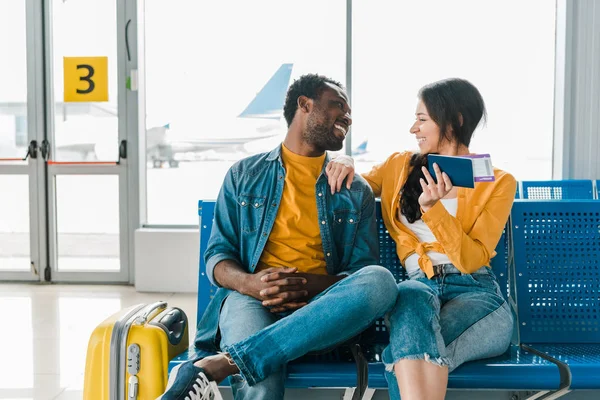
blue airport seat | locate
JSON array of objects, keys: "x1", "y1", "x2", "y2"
[
  {"x1": 596, "y1": 180, "x2": 600, "y2": 199},
  {"x1": 368, "y1": 344, "x2": 563, "y2": 390},
  {"x1": 449, "y1": 345, "x2": 563, "y2": 390},
  {"x1": 521, "y1": 179, "x2": 594, "y2": 200},
  {"x1": 196, "y1": 200, "x2": 217, "y2": 323},
  {"x1": 495, "y1": 227, "x2": 510, "y2": 300},
  {"x1": 511, "y1": 200, "x2": 600, "y2": 390},
  {"x1": 170, "y1": 199, "x2": 570, "y2": 393},
  {"x1": 526, "y1": 344, "x2": 600, "y2": 390}
]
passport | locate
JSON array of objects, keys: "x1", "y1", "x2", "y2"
[{"x1": 427, "y1": 154, "x2": 495, "y2": 189}]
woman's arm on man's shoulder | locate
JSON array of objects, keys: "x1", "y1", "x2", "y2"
[{"x1": 326, "y1": 151, "x2": 410, "y2": 197}]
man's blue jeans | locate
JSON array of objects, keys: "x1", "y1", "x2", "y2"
[
  {"x1": 382, "y1": 264, "x2": 514, "y2": 399},
  {"x1": 218, "y1": 265, "x2": 398, "y2": 400}
]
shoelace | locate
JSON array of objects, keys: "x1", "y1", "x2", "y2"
[{"x1": 185, "y1": 372, "x2": 213, "y2": 400}]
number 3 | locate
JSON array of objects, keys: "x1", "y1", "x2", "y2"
[{"x1": 76, "y1": 64, "x2": 95, "y2": 94}]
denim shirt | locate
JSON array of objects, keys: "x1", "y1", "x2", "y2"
[{"x1": 194, "y1": 145, "x2": 379, "y2": 353}]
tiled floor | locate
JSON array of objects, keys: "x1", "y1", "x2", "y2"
[
  {"x1": 0, "y1": 283, "x2": 198, "y2": 400},
  {"x1": 3, "y1": 284, "x2": 595, "y2": 400}
]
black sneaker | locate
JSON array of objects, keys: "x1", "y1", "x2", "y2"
[{"x1": 157, "y1": 361, "x2": 223, "y2": 400}]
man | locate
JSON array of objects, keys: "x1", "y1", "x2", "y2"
[{"x1": 159, "y1": 74, "x2": 397, "y2": 400}]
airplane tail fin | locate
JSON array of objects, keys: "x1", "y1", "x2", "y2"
[
  {"x1": 238, "y1": 63, "x2": 293, "y2": 120},
  {"x1": 353, "y1": 140, "x2": 368, "y2": 155}
]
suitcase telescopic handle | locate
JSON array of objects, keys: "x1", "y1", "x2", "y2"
[{"x1": 135, "y1": 301, "x2": 167, "y2": 325}]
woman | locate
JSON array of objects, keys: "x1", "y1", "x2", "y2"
[{"x1": 326, "y1": 78, "x2": 516, "y2": 400}]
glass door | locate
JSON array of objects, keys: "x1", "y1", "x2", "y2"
[
  {"x1": 44, "y1": 0, "x2": 130, "y2": 282},
  {"x1": 0, "y1": 0, "x2": 41, "y2": 282}
]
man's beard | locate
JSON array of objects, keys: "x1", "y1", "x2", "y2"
[{"x1": 304, "y1": 112, "x2": 344, "y2": 152}]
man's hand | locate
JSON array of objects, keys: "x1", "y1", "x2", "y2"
[
  {"x1": 239, "y1": 267, "x2": 309, "y2": 311},
  {"x1": 419, "y1": 163, "x2": 453, "y2": 212},
  {"x1": 261, "y1": 271, "x2": 344, "y2": 313},
  {"x1": 217, "y1": 261, "x2": 346, "y2": 314},
  {"x1": 213, "y1": 262, "x2": 309, "y2": 313}
]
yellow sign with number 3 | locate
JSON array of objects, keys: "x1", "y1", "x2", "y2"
[{"x1": 63, "y1": 57, "x2": 109, "y2": 102}]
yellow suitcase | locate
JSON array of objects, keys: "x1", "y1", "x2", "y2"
[{"x1": 83, "y1": 301, "x2": 189, "y2": 400}]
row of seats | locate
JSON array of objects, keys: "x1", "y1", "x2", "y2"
[
  {"x1": 171, "y1": 180, "x2": 599, "y2": 399},
  {"x1": 518, "y1": 179, "x2": 599, "y2": 200}
]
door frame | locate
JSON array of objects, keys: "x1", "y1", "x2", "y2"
[
  {"x1": 39, "y1": 0, "x2": 134, "y2": 283},
  {"x1": 0, "y1": 0, "x2": 47, "y2": 282}
]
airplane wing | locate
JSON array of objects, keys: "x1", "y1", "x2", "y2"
[{"x1": 166, "y1": 132, "x2": 283, "y2": 153}]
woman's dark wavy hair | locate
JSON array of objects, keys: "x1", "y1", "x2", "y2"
[{"x1": 400, "y1": 78, "x2": 487, "y2": 223}]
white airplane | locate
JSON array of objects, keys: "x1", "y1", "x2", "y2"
[{"x1": 146, "y1": 63, "x2": 293, "y2": 168}]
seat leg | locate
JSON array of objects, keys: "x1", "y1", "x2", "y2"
[
  {"x1": 350, "y1": 344, "x2": 369, "y2": 400},
  {"x1": 343, "y1": 388, "x2": 356, "y2": 400}
]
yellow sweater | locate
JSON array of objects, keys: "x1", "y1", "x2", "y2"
[{"x1": 362, "y1": 152, "x2": 517, "y2": 278}]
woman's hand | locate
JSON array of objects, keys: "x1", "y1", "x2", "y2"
[
  {"x1": 419, "y1": 163, "x2": 453, "y2": 212},
  {"x1": 325, "y1": 156, "x2": 355, "y2": 194}
]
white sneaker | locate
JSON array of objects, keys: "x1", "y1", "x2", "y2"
[{"x1": 157, "y1": 361, "x2": 223, "y2": 400}]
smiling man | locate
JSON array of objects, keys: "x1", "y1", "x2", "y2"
[{"x1": 157, "y1": 74, "x2": 398, "y2": 400}]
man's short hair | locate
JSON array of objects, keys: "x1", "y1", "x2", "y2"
[{"x1": 283, "y1": 74, "x2": 344, "y2": 127}]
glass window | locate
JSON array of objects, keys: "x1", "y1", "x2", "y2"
[
  {"x1": 55, "y1": 175, "x2": 120, "y2": 271},
  {"x1": 51, "y1": 0, "x2": 119, "y2": 162},
  {"x1": 15, "y1": 116, "x2": 28, "y2": 147},
  {"x1": 0, "y1": 176, "x2": 30, "y2": 271},
  {"x1": 0, "y1": 1, "x2": 30, "y2": 273},
  {"x1": 0, "y1": 1, "x2": 28, "y2": 160},
  {"x1": 352, "y1": 0, "x2": 556, "y2": 180},
  {"x1": 144, "y1": 0, "x2": 346, "y2": 224}
]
